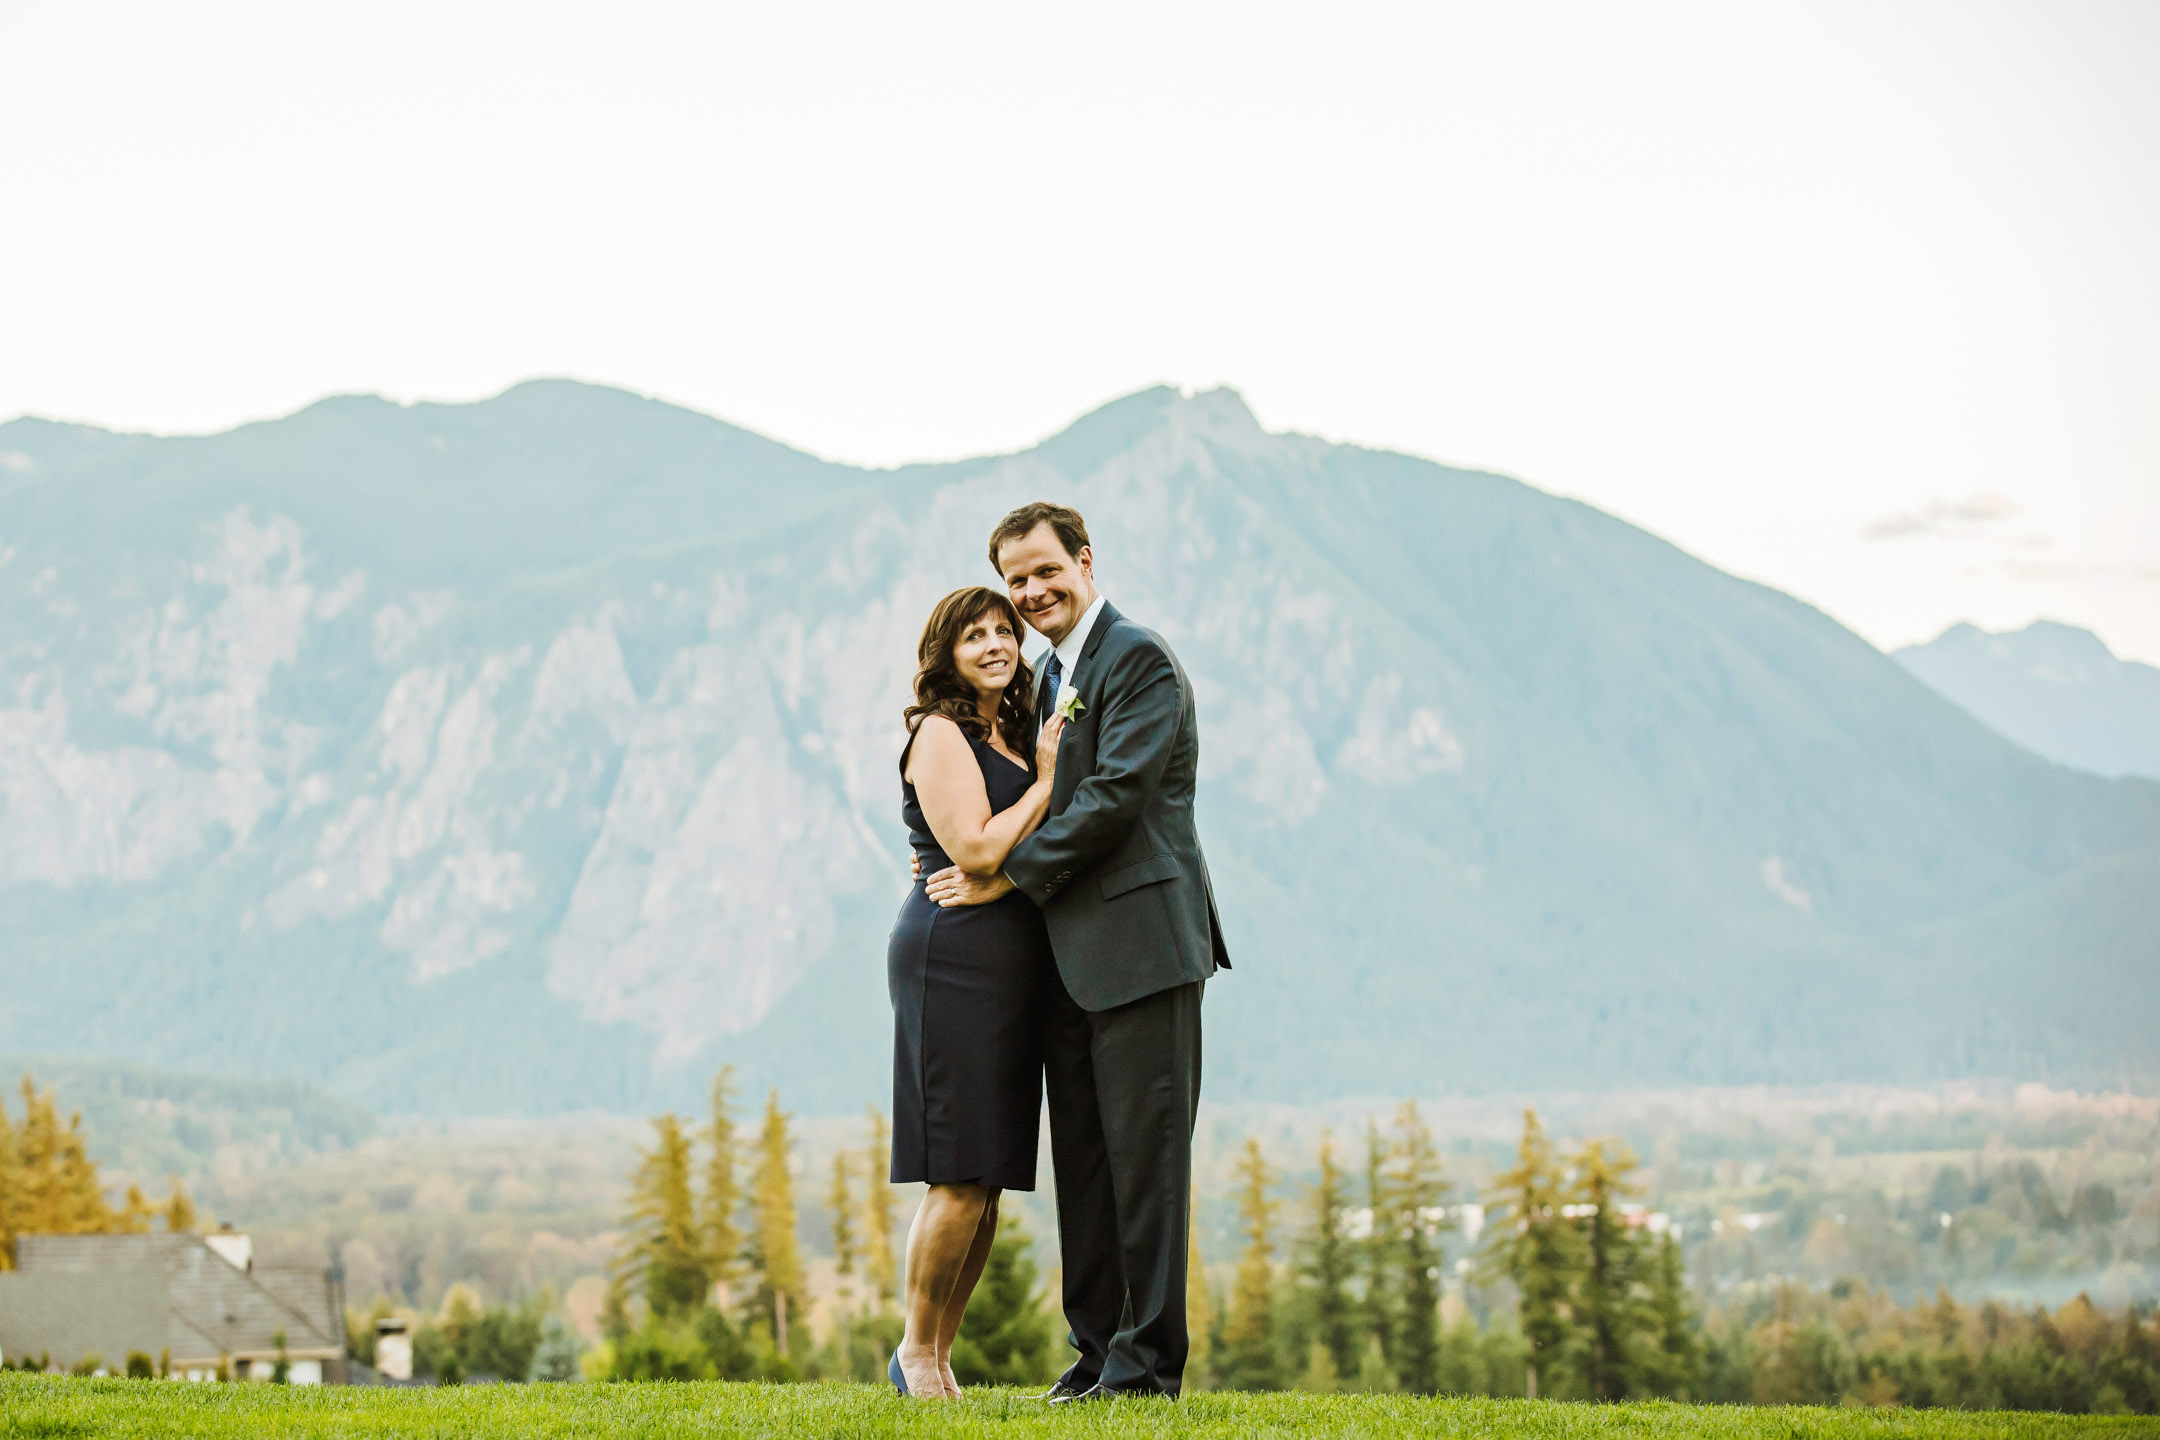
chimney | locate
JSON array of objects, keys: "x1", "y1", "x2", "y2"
[
  {"x1": 205, "y1": 1223, "x2": 253, "y2": 1273},
  {"x1": 375, "y1": 1318, "x2": 412, "y2": 1382}
]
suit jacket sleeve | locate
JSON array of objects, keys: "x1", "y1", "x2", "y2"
[{"x1": 1003, "y1": 637, "x2": 1180, "y2": 905}]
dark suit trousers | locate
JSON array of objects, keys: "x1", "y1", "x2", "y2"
[{"x1": 1045, "y1": 970, "x2": 1203, "y2": 1396}]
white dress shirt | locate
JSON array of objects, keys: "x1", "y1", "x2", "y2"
[{"x1": 1049, "y1": 593, "x2": 1108, "y2": 704}]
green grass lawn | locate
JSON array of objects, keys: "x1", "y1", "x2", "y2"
[{"x1": 3, "y1": 1377, "x2": 2157, "y2": 1439}]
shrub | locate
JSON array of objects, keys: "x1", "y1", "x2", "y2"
[{"x1": 606, "y1": 1320, "x2": 716, "y2": 1382}]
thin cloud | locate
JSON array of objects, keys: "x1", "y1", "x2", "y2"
[
  {"x1": 1860, "y1": 490, "x2": 2020, "y2": 541},
  {"x1": 1999, "y1": 558, "x2": 2160, "y2": 584}
]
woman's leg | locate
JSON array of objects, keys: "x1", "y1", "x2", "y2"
[
  {"x1": 901, "y1": 1182, "x2": 992, "y2": 1397},
  {"x1": 935, "y1": 1190, "x2": 1001, "y2": 1393}
]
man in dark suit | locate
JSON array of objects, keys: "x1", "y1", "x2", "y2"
[{"x1": 924, "y1": 502, "x2": 1230, "y2": 1399}]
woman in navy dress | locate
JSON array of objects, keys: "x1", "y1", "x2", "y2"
[{"x1": 886, "y1": 585, "x2": 1065, "y2": 1399}]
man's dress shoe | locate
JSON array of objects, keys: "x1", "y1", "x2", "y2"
[
  {"x1": 1050, "y1": 1382, "x2": 1170, "y2": 1404},
  {"x1": 1039, "y1": 1379, "x2": 1091, "y2": 1401}
]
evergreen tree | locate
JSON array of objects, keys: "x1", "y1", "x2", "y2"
[
  {"x1": 951, "y1": 1212, "x2": 1054, "y2": 1384},
  {"x1": 527, "y1": 1314, "x2": 583, "y2": 1382},
  {"x1": 827, "y1": 1150, "x2": 857, "y2": 1281},
  {"x1": 163, "y1": 1178, "x2": 197, "y2": 1234},
  {"x1": 1641, "y1": 1231, "x2": 1703, "y2": 1398},
  {"x1": 1438, "y1": 1312, "x2": 1488, "y2": 1395},
  {"x1": 119, "y1": 1182, "x2": 156, "y2": 1232},
  {"x1": 700, "y1": 1067, "x2": 745, "y2": 1309},
  {"x1": 1361, "y1": 1120, "x2": 1398, "y2": 1376},
  {"x1": 600, "y1": 1269, "x2": 633, "y2": 1342},
  {"x1": 1222, "y1": 1137, "x2": 1281, "y2": 1390},
  {"x1": 1386, "y1": 1101, "x2": 1453, "y2": 1394},
  {"x1": 1352, "y1": 1333, "x2": 1400, "y2": 1393},
  {"x1": 1299, "y1": 1341, "x2": 1342, "y2": 1392},
  {"x1": 1572, "y1": 1139, "x2": 1649, "y2": 1400},
  {"x1": 860, "y1": 1107, "x2": 897, "y2": 1312},
  {"x1": 1484, "y1": 1107, "x2": 1579, "y2": 1399},
  {"x1": 1297, "y1": 1129, "x2": 1359, "y2": 1381},
  {"x1": 435, "y1": 1283, "x2": 483, "y2": 1374},
  {"x1": 1186, "y1": 1188, "x2": 1216, "y2": 1389},
  {"x1": 462, "y1": 1299, "x2": 546, "y2": 1381},
  {"x1": 747, "y1": 1090, "x2": 805, "y2": 1358},
  {"x1": 694, "y1": 1304, "x2": 756, "y2": 1380},
  {"x1": 622, "y1": 1113, "x2": 706, "y2": 1319}
]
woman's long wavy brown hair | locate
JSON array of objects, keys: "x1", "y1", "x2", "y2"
[{"x1": 905, "y1": 586, "x2": 1035, "y2": 756}]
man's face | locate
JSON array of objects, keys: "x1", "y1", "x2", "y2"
[{"x1": 998, "y1": 523, "x2": 1097, "y2": 644}]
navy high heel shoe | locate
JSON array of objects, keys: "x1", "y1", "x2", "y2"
[{"x1": 888, "y1": 1349, "x2": 909, "y2": 1396}]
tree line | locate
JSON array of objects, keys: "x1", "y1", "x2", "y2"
[
  {"x1": 12, "y1": 1062, "x2": 2154, "y2": 1412},
  {"x1": 598, "y1": 1068, "x2": 900, "y2": 1382},
  {"x1": 1195, "y1": 1102, "x2": 1696, "y2": 1398},
  {"x1": 598, "y1": 1066, "x2": 1059, "y2": 1387},
  {"x1": 595, "y1": 1083, "x2": 2160, "y2": 1412},
  {"x1": 1188, "y1": 1103, "x2": 2158, "y2": 1413}
]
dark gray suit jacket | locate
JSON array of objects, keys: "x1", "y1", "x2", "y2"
[{"x1": 1003, "y1": 602, "x2": 1230, "y2": 1012}]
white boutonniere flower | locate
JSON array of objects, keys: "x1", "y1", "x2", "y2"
[{"x1": 1054, "y1": 686, "x2": 1087, "y2": 721}]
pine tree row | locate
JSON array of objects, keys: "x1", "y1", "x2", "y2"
[
  {"x1": 603, "y1": 1067, "x2": 904, "y2": 1381},
  {"x1": 1195, "y1": 1103, "x2": 1700, "y2": 1400}
]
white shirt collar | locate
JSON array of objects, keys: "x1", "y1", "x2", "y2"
[{"x1": 1051, "y1": 594, "x2": 1108, "y2": 679}]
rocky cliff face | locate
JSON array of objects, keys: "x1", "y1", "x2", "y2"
[{"x1": 2, "y1": 383, "x2": 2153, "y2": 1114}]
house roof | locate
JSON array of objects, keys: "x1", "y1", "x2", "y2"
[
  {"x1": 0, "y1": 1271, "x2": 166, "y2": 1371},
  {"x1": 10, "y1": 1233, "x2": 342, "y2": 1363}
]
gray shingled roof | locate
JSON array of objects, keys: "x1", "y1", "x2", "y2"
[
  {"x1": 0, "y1": 1271, "x2": 166, "y2": 1372},
  {"x1": 10, "y1": 1234, "x2": 340, "y2": 1364},
  {"x1": 251, "y1": 1268, "x2": 340, "y2": 1345},
  {"x1": 15, "y1": 1233, "x2": 182, "y2": 1274}
]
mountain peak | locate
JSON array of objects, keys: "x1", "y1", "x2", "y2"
[
  {"x1": 1035, "y1": 383, "x2": 1269, "y2": 477},
  {"x1": 1173, "y1": 385, "x2": 1266, "y2": 444},
  {"x1": 1897, "y1": 619, "x2": 2160, "y2": 780}
]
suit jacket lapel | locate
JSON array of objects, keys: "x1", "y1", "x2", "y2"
[
  {"x1": 1037, "y1": 601, "x2": 1118, "y2": 714},
  {"x1": 1079, "y1": 601, "x2": 1121, "y2": 672}
]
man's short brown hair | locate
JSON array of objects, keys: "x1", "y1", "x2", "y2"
[{"x1": 987, "y1": 502, "x2": 1090, "y2": 572}]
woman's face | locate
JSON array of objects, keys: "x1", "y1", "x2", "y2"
[{"x1": 952, "y1": 607, "x2": 1021, "y2": 699}]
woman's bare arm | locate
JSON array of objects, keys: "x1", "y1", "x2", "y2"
[{"x1": 906, "y1": 715, "x2": 1062, "y2": 876}]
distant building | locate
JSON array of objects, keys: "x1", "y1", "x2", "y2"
[{"x1": 0, "y1": 1231, "x2": 346, "y2": 1382}]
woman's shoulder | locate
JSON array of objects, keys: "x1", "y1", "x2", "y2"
[
  {"x1": 911, "y1": 712, "x2": 971, "y2": 743},
  {"x1": 903, "y1": 713, "x2": 976, "y2": 775}
]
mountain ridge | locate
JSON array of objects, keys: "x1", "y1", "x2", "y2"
[
  {"x1": 1896, "y1": 620, "x2": 2160, "y2": 782},
  {"x1": 1, "y1": 381, "x2": 2152, "y2": 1115}
]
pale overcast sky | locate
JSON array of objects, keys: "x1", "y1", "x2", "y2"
[{"x1": 4, "y1": 0, "x2": 2155, "y2": 660}]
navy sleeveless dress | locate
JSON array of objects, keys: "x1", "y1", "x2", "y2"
[{"x1": 887, "y1": 726, "x2": 1054, "y2": 1190}]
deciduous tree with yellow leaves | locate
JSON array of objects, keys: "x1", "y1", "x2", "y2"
[{"x1": 0, "y1": 1076, "x2": 183, "y2": 1267}]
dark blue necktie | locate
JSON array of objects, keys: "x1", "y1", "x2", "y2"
[{"x1": 1041, "y1": 651, "x2": 1064, "y2": 711}]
